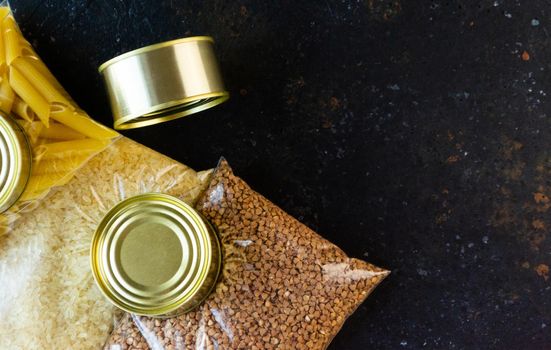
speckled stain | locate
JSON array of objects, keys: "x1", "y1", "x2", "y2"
[
  {"x1": 535, "y1": 264, "x2": 549, "y2": 281},
  {"x1": 366, "y1": 0, "x2": 401, "y2": 21},
  {"x1": 489, "y1": 135, "x2": 549, "y2": 277}
]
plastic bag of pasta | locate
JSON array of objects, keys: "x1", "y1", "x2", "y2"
[
  {"x1": 104, "y1": 159, "x2": 389, "y2": 350},
  {"x1": 0, "y1": 4, "x2": 213, "y2": 348}
]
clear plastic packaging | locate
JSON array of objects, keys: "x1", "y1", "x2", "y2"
[
  {"x1": 0, "y1": 5, "x2": 213, "y2": 348},
  {"x1": 0, "y1": 3, "x2": 119, "y2": 228},
  {"x1": 105, "y1": 159, "x2": 389, "y2": 350},
  {"x1": 0, "y1": 137, "x2": 213, "y2": 349}
]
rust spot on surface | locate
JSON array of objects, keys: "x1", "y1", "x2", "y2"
[
  {"x1": 240, "y1": 5, "x2": 248, "y2": 17},
  {"x1": 502, "y1": 138, "x2": 523, "y2": 160},
  {"x1": 500, "y1": 187, "x2": 512, "y2": 197},
  {"x1": 533, "y1": 193, "x2": 551, "y2": 212},
  {"x1": 435, "y1": 211, "x2": 451, "y2": 225},
  {"x1": 503, "y1": 161, "x2": 525, "y2": 181},
  {"x1": 535, "y1": 264, "x2": 549, "y2": 281},
  {"x1": 529, "y1": 232, "x2": 546, "y2": 251},
  {"x1": 522, "y1": 50, "x2": 530, "y2": 61},
  {"x1": 490, "y1": 204, "x2": 515, "y2": 227},
  {"x1": 320, "y1": 115, "x2": 333, "y2": 129},
  {"x1": 328, "y1": 97, "x2": 341, "y2": 111},
  {"x1": 366, "y1": 0, "x2": 401, "y2": 21},
  {"x1": 532, "y1": 219, "x2": 545, "y2": 230},
  {"x1": 446, "y1": 155, "x2": 460, "y2": 164},
  {"x1": 534, "y1": 192, "x2": 549, "y2": 204}
]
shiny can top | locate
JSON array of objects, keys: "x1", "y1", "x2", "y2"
[
  {"x1": 91, "y1": 193, "x2": 220, "y2": 316},
  {"x1": 0, "y1": 113, "x2": 31, "y2": 213},
  {"x1": 99, "y1": 36, "x2": 229, "y2": 130}
]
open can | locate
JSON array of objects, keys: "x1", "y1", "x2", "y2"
[
  {"x1": 0, "y1": 112, "x2": 32, "y2": 213},
  {"x1": 90, "y1": 193, "x2": 221, "y2": 317}
]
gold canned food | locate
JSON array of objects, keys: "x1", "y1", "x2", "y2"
[
  {"x1": 99, "y1": 36, "x2": 229, "y2": 130},
  {"x1": 0, "y1": 112, "x2": 31, "y2": 213},
  {"x1": 90, "y1": 193, "x2": 221, "y2": 317}
]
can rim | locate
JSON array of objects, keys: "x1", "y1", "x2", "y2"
[
  {"x1": 0, "y1": 114, "x2": 32, "y2": 213},
  {"x1": 98, "y1": 36, "x2": 215, "y2": 73},
  {"x1": 113, "y1": 91, "x2": 229, "y2": 130},
  {"x1": 90, "y1": 193, "x2": 218, "y2": 316}
]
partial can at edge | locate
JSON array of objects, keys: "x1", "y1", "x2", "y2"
[
  {"x1": 0, "y1": 112, "x2": 32, "y2": 213},
  {"x1": 90, "y1": 193, "x2": 221, "y2": 317}
]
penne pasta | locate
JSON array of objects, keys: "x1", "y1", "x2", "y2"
[
  {"x1": 9, "y1": 66, "x2": 50, "y2": 126},
  {"x1": 0, "y1": 20, "x2": 4, "y2": 74},
  {"x1": 19, "y1": 172, "x2": 73, "y2": 202},
  {"x1": 49, "y1": 104, "x2": 118, "y2": 140},
  {"x1": 12, "y1": 96, "x2": 36, "y2": 122},
  {"x1": 32, "y1": 153, "x2": 91, "y2": 175},
  {"x1": 12, "y1": 57, "x2": 72, "y2": 107},
  {"x1": 0, "y1": 9, "x2": 119, "y2": 209},
  {"x1": 34, "y1": 138, "x2": 110, "y2": 160},
  {"x1": 39, "y1": 121, "x2": 86, "y2": 141},
  {"x1": 0, "y1": 73, "x2": 14, "y2": 113},
  {"x1": 24, "y1": 56, "x2": 71, "y2": 100},
  {"x1": 2, "y1": 16, "x2": 35, "y2": 65},
  {"x1": 0, "y1": 7, "x2": 10, "y2": 20},
  {"x1": 14, "y1": 119, "x2": 42, "y2": 144}
]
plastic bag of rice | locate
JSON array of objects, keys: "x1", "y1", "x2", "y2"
[
  {"x1": 0, "y1": 137, "x2": 212, "y2": 349},
  {"x1": 105, "y1": 159, "x2": 389, "y2": 350},
  {"x1": 0, "y1": 4, "x2": 213, "y2": 348}
]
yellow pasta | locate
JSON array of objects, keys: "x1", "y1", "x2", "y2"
[
  {"x1": 2, "y1": 16, "x2": 35, "y2": 65},
  {"x1": 39, "y1": 122, "x2": 86, "y2": 141},
  {"x1": 16, "y1": 120, "x2": 42, "y2": 144},
  {"x1": 12, "y1": 57, "x2": 72, "y2": 107},
  {"x1": 0, "y1": 9, "x2": 120, "y2": 207},
  {"x1": 9, "y1": 66, "x2": 50, "y2": 126},
  {"x1": 24, "y1": 56, "x2": 70, "y2": 100},
  {"x1": 0, "y1": 73, "x2": 14, "y2": 113},
  {"x1": 50, "y1": 104, "x2": 118, "y2": 140},
  {"x1": 32, "y1": 154, "x2": 91, "y2": 175},
  {"x1": 19, "y1": 172, "x2": 73, "y2": 202},
  {"x1": 12, "y1": 96, "x2": 36, "y2": 122},
  {"x1": 35, "y1": 138, "x2": 110, "y2": 160},
  {"x1": 0, "y1": 7, "x2": 10, "y2": 20},
  {"x1": 0, "y1": 18, "x2": 5, "y2": 74}
]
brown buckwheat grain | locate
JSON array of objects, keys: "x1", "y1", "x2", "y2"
[{"x1": 104, "y1": 159, "x2": 389, "y2": 350}]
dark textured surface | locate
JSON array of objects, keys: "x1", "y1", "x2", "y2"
[{"x1": 9, "y1": 0, "x2": 551, "y2": 349}]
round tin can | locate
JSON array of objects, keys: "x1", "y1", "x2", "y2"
[
  {"x1": 99, "y1": 36, "x2": 229, "y2": 130},
  {"x1": 90, "y1": 193, "x2": 221, "y2": 317},
  {"x1": 0, "y1": 112, "x2": 32, "y2": 213}
]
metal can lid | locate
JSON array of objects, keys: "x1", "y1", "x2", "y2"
[
  {"x1": 99, "y1": 36, "x2": 229, "y2": 130},
  {"x1": 0, "y1": 113, "x2": 31, "y2": 213},
  {"x1": 91, "y1": 193, "x2": 216, "y2": 315}
]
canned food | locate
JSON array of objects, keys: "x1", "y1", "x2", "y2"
[
  {"x1": 99, "y1": 36, "x2": 229, "y2": 130},
  {"x1": 90, "y1": 193, "x2": 221, "y2": 317},
  {"x1": 0, "y1": 112, "x2": 32, "y2": 213}
]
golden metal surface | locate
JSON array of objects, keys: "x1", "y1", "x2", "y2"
[
  {"x1": 99, "y1": 36, "x2": 229, "y2": 130},
  {"x1": 0, "y1": 113, "x2": 31, "y2": 212},
  {"x1": 91, "y1": 193, "x2": 221, "y2": 316}
]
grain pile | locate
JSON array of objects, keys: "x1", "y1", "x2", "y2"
[
  {"x1": 0, "y1": 137, "x2": 212, "y2": 349},
  {"x1": 105, "y1": 159, "x2": 389, "y2": 350}
]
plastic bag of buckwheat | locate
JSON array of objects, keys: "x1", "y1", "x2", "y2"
[{"x1": 104, "y1": 158, "x2": 389, "y2": 350}]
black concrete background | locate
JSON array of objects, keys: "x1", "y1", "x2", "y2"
[{"x1": 9, "y1": 0, "x2": 551, "y2": 349}]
